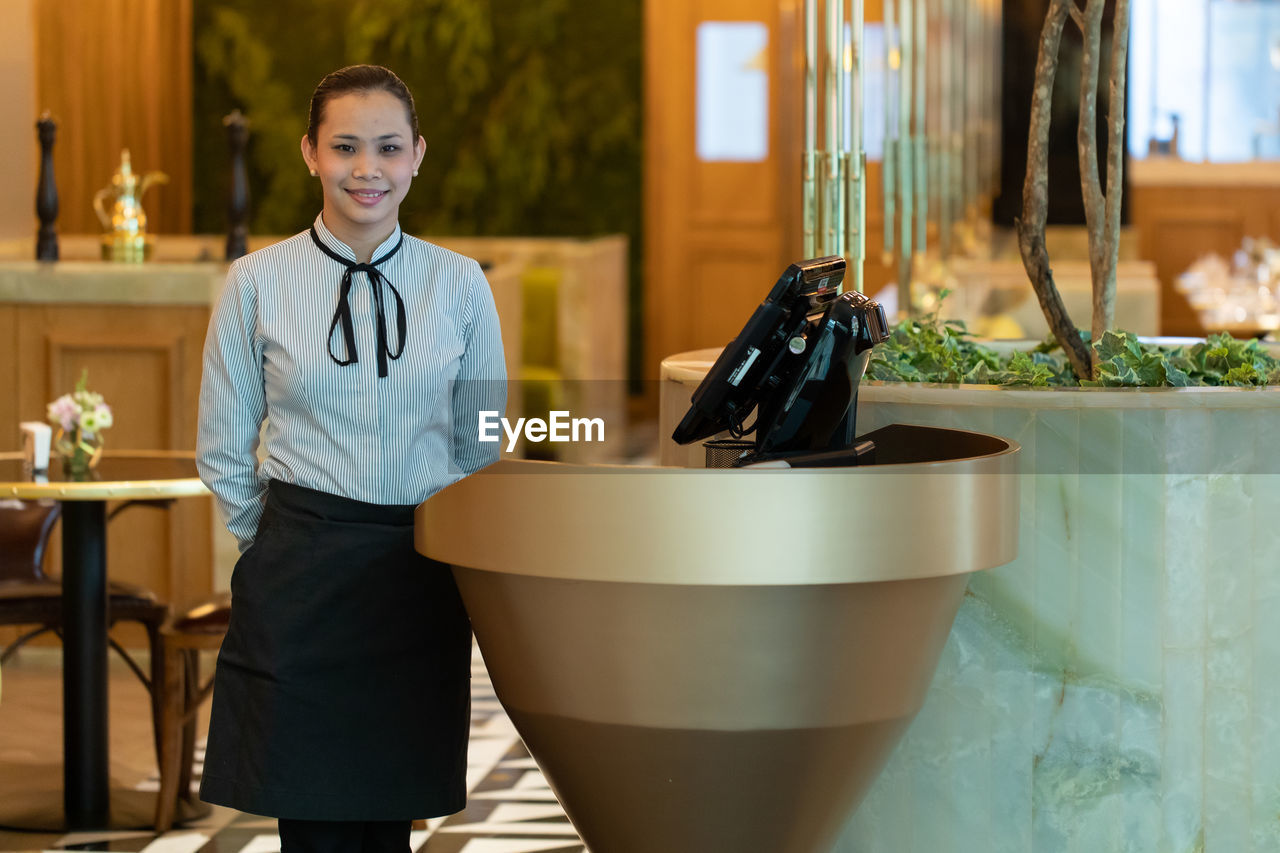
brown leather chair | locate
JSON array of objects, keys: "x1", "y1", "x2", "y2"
[
  {"x1": 153, "y1": 592, "x2": 231, "y2": 833},
  {"x1": 0, "y1": 498, "x2": 168, "y2": 759}
]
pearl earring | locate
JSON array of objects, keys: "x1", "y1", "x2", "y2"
[
  {"x1": 412, "y1": 170, "x2": 418, "y2": 177},
  {"x1": 310, "y1": 169, "x2": 318, "y2": 177}
]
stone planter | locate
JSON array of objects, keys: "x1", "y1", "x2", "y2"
[{"x1": 833, "y1": 378, "x2": 1280, "y2": 852}]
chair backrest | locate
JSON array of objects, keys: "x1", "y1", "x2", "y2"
[{"x1": 0, "y1": 499, "x2": 61, "y2": 583}]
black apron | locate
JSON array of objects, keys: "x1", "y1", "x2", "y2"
[{"x1": 199, "y1": 480, "x2": 472, "y2": 821}]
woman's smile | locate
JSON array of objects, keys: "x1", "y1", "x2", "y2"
[{"x1": 346, "y1": 187, "x2": 389, "y2": 206}]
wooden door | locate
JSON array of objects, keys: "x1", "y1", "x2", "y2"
[{"x1": 644, "y1": 0, "x2": 803, "y2": 376}]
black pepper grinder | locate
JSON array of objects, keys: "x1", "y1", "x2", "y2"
[
  {"x1": 36, "y1": 111, "x2": 59, "y2": 262},
  {"x1": 224, "y1": 110, "x2": 250, "y2": 262}
]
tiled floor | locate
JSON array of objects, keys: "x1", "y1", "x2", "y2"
[{"x1": 0, "y1": 647, "x2": 584, "y2": 853}]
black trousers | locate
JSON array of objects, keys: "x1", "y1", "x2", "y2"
[{"x1": 278, "y1": 818, "x2": 413, "y2": 853}]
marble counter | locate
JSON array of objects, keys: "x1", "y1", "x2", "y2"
[
  {"x1": 1129, "y1": 158, "x2": 1280, "y2": 187},
  {"x1": 0, "y1": 261, "x2": 226, "y2": 305},
  {"x1": 839, "y1": 382, "x2": 1280, "y2": 853}
]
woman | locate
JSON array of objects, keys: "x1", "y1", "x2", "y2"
[{"x1": 196, "y1": 65, "x2": 506, "y2": 853}]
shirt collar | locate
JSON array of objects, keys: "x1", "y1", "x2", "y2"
[{"x1": 311, "y1": 214, "x2": 404, "y2": 264}]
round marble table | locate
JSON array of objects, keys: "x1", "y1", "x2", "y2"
[{"x1": 0, "y1": 451, "x2": 207, "y2": 831}]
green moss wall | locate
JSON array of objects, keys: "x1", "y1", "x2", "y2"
[{"x1": 192, "y1": 0, "x2": 642, "y2": 378}]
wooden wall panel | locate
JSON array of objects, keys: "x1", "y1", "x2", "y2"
[
  {"x1": 688, "y1": 247, "x2": 783, "y2": 349},
  {"x1": 0, "y1": 305, "x2": 23, "y2": 649},
  {"x1": 44, "y1": 335, "x2": 181, "y2": 448},
  {"x1": 1131, "y1": 184, "x2": 1280, "y2": 336},
  {"x1": 0, "y1": 306, "x2": 16, "y2": 450},
  {"x1": 19, "y1": 308, "x2": 205, "y2": 447},
  {"x1": 0, "y1": 303, "x2": 17, "y2": 651},
  {"x1": 1148, "y1": 212, "x2": 1243, "y2": 336},
  {"x1": 34, "y1": 0, "x2": 192, "y2": 236},
  {"x1": 9, "y1": 303, "x2": 212, "y2": 647},
  {"x1": 0, "y1": 0, "x2": 37, "y2": 242}
]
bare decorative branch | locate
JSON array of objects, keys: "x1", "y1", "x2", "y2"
[
  {"x1": 1096, "y1": 0, "x2": 1132, "y2": 340},
  {"x1": 1068, "y1": 2, "x2": 1086, "y2": 32},
  {"x1": 1077, "y1": 2, "x2": 1104, "y2": 233},
  {"x1": 1077, "y1": 0, "x2": 1106, "y2": 343},
  {"x1": 1018, "y1": 0, "x2": 1094, "y2": 380}
]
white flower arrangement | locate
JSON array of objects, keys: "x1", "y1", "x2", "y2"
[{"x1": 46, "y1": 369, "x2": 113, "y2": 475}]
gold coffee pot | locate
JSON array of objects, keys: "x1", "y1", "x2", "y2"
[{"x1": 93, "y1": 149, "x2": 168, "y2": 262}]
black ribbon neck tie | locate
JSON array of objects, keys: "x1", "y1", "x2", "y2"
[{"x1": 310, "y1": 226, "x2": 407, "y2": 378}]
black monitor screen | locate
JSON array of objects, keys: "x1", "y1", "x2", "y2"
[
  {"x1": 672, "y1": 256, "x2": 888, "y2": 460},
  {"x1": 671, "y1": 256, "x2": 845, "y2": 445}
]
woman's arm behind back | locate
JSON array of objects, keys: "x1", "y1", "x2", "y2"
[
  {"x1": 198, "y1": 261, "x2": 268, "y2": 552},
  {"x1": 449, "y1": 260, "x2": 507, "y2": 478}
]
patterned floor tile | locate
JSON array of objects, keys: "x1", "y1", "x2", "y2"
[{"x1": 40, "y1": 648, "x2": 587, "y2": 853}]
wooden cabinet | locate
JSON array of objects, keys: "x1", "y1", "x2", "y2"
[{"x1": 1129, "y1": 161, "x2": 1280, "y2": 336}]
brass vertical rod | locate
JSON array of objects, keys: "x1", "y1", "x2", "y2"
[
  {"x1": 982, "y1": 1, "x2": 990, "y2": 204},
  {"x1": 897, "y1": 0, "x2": 914, "y2": 313},
  {"x1": 841, "y1": 147, "x2": 853, "y2": 293},
  {"x1": 962, "y1": 0, "x2": 972, "y2": 229},
  {"x1": 983, "y1": 0, "x2": 993, "y2": 194},
  {"x1": 914, "y1": 0, "x2": 928, "y2": 256},
  {"x1": 987, "y1": 0, "x2": 1000, "y2": 198},
  {"x1": 988, "y1": 0, "x2": 998, "y2": 199},
  {"x1": 803, "y1": 0, "x2": 818, "y2": 259},
  {"x1": 960, "y1": 0, "x2": 968, "y2": 242},
  {"x1": 951, "y1": 0, "x2": 965, "y2": 249},
  {"x1": 857, "y1": 151, "x2": 867, "y2": 293},
  {"x1": 976, "y1": 0, "x2": 988, "y2": 202},
  {"x1": 846, "y1": 0, "x2": 866, "y2": 293},
  {"x1": 925, "y1": 0, "x2": 940, "y2": 257},
  {"x1": 882, "y1": 0, "x2": 897, "y2": 264},
  {"x1": 838, "y1": 2, "x2": 850, "y2": 292},
  {"x1": 825, "y1": 0, "x2": 843, "y2": 259},
  {"x1": 938, "y1": 0, "x2": 952, "y2": 258}
]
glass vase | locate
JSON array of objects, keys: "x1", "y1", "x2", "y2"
[{"x1": 55, "y1": 429, "x2": 104, "y2": 481}]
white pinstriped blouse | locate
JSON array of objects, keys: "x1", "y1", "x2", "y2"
[{"x1": 197, "y1": 214, "x2": 507, "y2": 552}]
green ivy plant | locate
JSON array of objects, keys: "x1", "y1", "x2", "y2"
[{"x1": 869, "y1": 292, "x2": 1280, "y2": 387}]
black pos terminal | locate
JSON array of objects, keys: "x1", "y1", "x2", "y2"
[{"x1": 672, "y1": 256, "x2": 890, "y2": 468}]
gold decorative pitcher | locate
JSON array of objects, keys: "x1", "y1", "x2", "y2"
[{"x1": 93, "y1": 149, "x2": 168, "y2": 262}]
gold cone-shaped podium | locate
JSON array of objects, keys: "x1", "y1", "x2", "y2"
[{"x1": 415, "y1": 424, "x2": 1018, "y2": 853}]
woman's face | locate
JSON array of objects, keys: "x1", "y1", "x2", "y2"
[{"x1": 301, "y1": 90, "x2": 426, "y2": 246}]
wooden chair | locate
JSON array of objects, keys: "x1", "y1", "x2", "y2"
[
  {"x1": 0, "y1": 498, "x2": 168, "y2": 762},
  {"x1": 153, "y1": 592, "x2": 231, "y2": 833}
]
